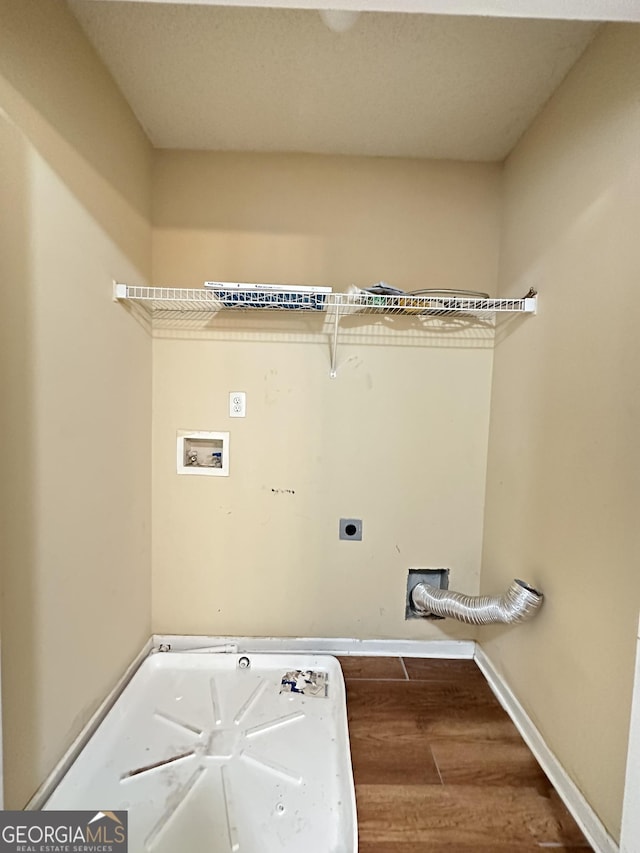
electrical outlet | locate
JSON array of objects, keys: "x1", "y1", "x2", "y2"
[
  {"x1": 339, "y1": 518, "x2": 362, "y2": 541},
  {"x1": 229, "y1": 392, "x2": 246, "y2": 418}
]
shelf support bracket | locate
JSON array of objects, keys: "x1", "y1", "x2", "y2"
[
  {"x1": 329, "y1": 306, "x2": 341, "y2": 378},
  {"x1": 113, "y1": 281, "x2": 127, "y2": 301}
]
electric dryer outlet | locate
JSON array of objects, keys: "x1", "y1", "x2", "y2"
[{"x1": 339, "y1": 519, "x2": 362, "y2": 541}]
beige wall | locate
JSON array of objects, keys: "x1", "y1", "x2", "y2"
[
  {"x1": 151, "y1": 151, "x2": 500, "y2": 638},
  {"x1": 481, "y1": 23, "x2": 640, "y2": 841},
  {"x1": 5, "y1": 3, "x2": 634, "y2": 833},
  {"x1": 0, "y1": 1, "x2": 152, "y2": 807}
]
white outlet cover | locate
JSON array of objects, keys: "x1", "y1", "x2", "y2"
[{"x1": 229, "y1": 391, "x2": 246, "y2": 418}]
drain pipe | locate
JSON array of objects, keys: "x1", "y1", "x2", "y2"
[{"x1": 411, "y1": 579, "x2": 543, "y2": 625}]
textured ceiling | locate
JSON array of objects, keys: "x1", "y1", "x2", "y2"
[{"x1": 67, "y1": 1, "x2": 599, "y2": 160}]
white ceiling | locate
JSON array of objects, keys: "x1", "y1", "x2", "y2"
[
  {"x1": 67, "y1": 1, "x2": 603, "y2": 160},
  {"x1": 75, "y1": 0, "x2": 640, "y2": 21}
]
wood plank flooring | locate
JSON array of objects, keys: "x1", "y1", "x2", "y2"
[{"x1": 340, "y1": 656, "x2": 593, "y2": 852}]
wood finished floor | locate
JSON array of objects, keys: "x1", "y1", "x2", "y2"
[{"x1": 340, "y1": 657, "x2": 593, "y2": 852}]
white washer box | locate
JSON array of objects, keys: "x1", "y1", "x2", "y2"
[{"x1": 177, "y1": 430, "x2": 229, "y2": 476}]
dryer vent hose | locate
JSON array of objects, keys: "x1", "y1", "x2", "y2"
[{"x1": 410, "y1": 578, "x2": 543, "y2": 626}]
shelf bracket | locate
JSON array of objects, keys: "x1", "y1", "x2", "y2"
[
  {"x1": 113, "y1": 281, "x2": 127, "y2": 301},
  {"x1": 329, "y1": 306, "x2": 341, "y2": 378}
]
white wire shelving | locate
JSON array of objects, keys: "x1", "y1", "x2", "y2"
[{"x1": 113, "y1": 283, "x2": 538, "y2": 376}]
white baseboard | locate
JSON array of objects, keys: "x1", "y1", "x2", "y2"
[
  {"x1": 25, "y1": 638, "x2": 153, "y2": 811},
  {"x1": 474, "y1": 646, "x2": 619, "y2": 853},
  {"x1": 152, "y1": 634, "x2": 476, "y2": 659}
]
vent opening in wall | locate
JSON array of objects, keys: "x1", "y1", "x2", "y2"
[
  {"x1": 405, "y1": 568, "x2": 449, "y2": 619},
  {"x1": 177, "y1": 430, "x2": 229, "y2": 476}
]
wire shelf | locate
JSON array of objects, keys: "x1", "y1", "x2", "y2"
[
  {"x1": 331, "y1": 292, "x2": 534, "y2": 317},
  {"x1": 114, "y1": 284, "x2": 537, "y2": 318},
  {"x1": 115, "y1": 285, "x2": 328, "y2": 312},
  {"x1": 114, "y1": 283, "x2": 537, "y2": 377}
]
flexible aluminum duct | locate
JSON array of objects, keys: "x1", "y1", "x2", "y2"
[{"x1": 410, "y1": 578, "x2": 543, "y2": 625}]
